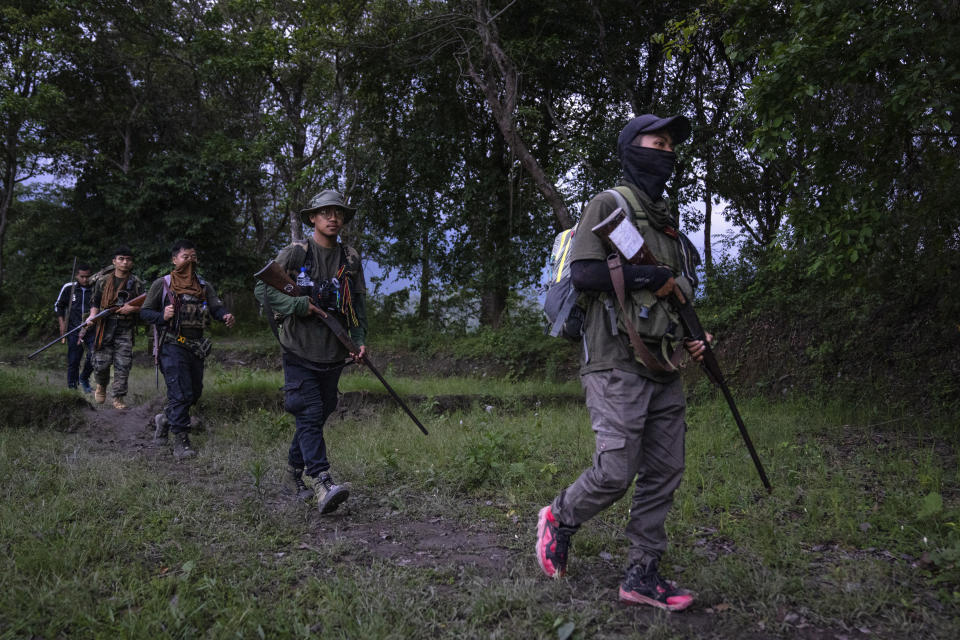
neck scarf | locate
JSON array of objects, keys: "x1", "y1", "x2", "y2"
[
  {"x1": 170, "y1": 261, "x2": 205, "y2": 298},
  {"x1": 94, "y1": 272, "x2": 129, "y2": 348},
  {"x1": 626, "y1": 182, "x2": 681, "y2": 236},
  {"x1": 100, "y1": 272, "x2": 128, "y2": 309}
]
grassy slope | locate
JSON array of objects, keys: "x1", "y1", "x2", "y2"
[{"x1": 0, "y1": 356, "x2": 958, "y2": 638}]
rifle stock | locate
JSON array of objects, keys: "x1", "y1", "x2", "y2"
[
  {"x1": 255, "y1": 261, "x2": 428, "y2": 436},
  {"x1": 594, "y1": 209, "x2": 772, "y2": 492},
  {"x1": 28, "y1": 292, "x2": 147, "y2": 360}
]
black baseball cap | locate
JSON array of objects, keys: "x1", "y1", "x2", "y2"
[{"x1": 617, "y1": 114, "x2": 691, "y2": 161}]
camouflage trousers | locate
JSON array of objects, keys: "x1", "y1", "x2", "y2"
[{"x1": 91, "y1": 328, "x2": 135, "y2": 397}]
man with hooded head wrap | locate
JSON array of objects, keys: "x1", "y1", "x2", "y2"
[
  {"x1": 140, "y1": 240, "x2": 235, "y2": 460},
  {"x1": 535, "y1": 114, "x2": 710, "y2": 611}
]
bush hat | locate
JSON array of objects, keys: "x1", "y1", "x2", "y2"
[
  {"x1": 617, "y1": 114, "x2": 691, "y2": 162},
  {"x1": 300, "y1": 189, "x2": 356, "y2": 225}
]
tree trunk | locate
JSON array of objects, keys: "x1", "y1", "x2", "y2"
[
  {"x1": 479, "y1": 287, "x2": 507, "y2": 329},
  {"x1": 465, "y1": 0, "x2": 573, "y2": 230},
  {"x1": 0, "y1": 161, "x2": 16, "y2": 288},
  {"x1": 418, "y1": 226, "x2": 431, "y2": 320},
  {"x1": 703, "y1": 158, "x2": 714, "y2": 278}
]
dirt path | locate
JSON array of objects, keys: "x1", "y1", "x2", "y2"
[
  {"x1": 65, "y1": 398, "x2": 905, "y2": 640},
  {"x1": 73, "y1": 396, "x2": 519, "y2": 574}
]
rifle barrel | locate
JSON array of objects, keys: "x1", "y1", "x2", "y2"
[
  {"x1": 361, "y1": 355, "x2": 429, "y2": 435},
  {"x1": 256, "y1": 261, "x2": 428, "y2": 436},
  {"x1": 675, "y1": 299, "x2": 772, "y2": 492},
  {"x1": 28, "y1": 293, "x2": 147, "y2": 360}
]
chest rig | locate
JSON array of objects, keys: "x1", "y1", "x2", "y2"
[{"x1": 162, "y1": 275, "x2": 208, "y2": 337}]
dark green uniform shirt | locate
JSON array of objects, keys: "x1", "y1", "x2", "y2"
[
  {"x1": 256, "y1": 238, "x2": 367, "y2": 364},
  {"x1": 569, "y1": 182, "x2": 695, "y2": 383},
  {"x1": 90, "y1": 272, "x2": 144, "y2": 330},
  {"x1": 141, "y1": 277, "x2": 229, "y2": 338}
]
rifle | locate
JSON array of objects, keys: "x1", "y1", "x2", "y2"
[
  {"x1": 28, "y1": 291, "x2": 147, "y2": 360},
  {"x1": 255, "y1": 261, "x2": 429, "y2": 436},
  {"x1": 592, "y1": 208, "x2": 772, "y2": 493}
]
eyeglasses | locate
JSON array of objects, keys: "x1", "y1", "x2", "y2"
[{"x1": 317, "y1": 209, "x2": 344, "y2": 221}]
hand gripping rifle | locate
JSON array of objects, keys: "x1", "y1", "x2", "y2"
[
  {"x1": 592, "y1": 209, "x2": 772, "y2": 493},
  {"x1": 29, "y1": 291, "x2": 147, "y2": 360},
  {"x1": 255, "y1": 261, "x2": 428, "y2": 436}
]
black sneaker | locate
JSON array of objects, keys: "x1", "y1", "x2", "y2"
[
  {"x1": 314, "y1": 472, "x2": 349, "y2": 514},
  {"x1": 287, "y1": 466, "x2": 314, "y2": 502},
  {"x1": 172, "y1": 432, "x2": 197, "y2": 461},
  {"x1": 80, "y1": 380, "x2": 93, "y2": 394},
  {"x1": 154, "y1": 413, "x2": 169, "y2": 442},
  {"x1": 619, "y1": 558, "x2": 694, "y2": 611},
  {"x1": 535, "y1": 505, "x2": 576, "y2": 578}
]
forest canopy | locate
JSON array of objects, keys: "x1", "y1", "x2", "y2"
[{"x1": 1, "y1": 0, "x2": 958, "y2": 405}]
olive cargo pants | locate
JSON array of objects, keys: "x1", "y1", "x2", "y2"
[{"x1": 552, "y1": 369, "x2": 687, "y2": 566}]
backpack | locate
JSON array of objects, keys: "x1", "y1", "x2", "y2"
[{"x1": 543, "y1": 225, "x2": 585, "y2": 341}]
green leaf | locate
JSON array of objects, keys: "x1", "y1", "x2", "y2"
[
  {"x1": 557, "y1": 621, "x2": 575, "y2": 640},
  {"x1": 918, "y1": 492, "x2": 944, "y2": 519}
]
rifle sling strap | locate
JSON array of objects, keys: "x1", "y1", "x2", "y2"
[{"x1": 606, "y1": 253, "x2": 683, "y2": 374}]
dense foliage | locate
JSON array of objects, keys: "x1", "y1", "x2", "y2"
[{"x1": 1, "y1": 0, "x2": 957, "y2": 406}]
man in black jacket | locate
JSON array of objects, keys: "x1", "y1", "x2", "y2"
[{"x1": 54, "y1": 264, "x2": 94, "y2": 393}]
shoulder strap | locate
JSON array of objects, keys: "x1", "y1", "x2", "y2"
[
  {"x1": 294, "y1": 240, "x2": 311, "y2": 274},
  {"x1": 605, "y1": 187, "x2": 647, "y2": 224},
  {"x1": 162, "y1": 275, "x2": 175, "y2": 304}
]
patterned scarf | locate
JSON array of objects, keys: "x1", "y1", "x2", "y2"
[
  {"x1": 169, "y1": 261, "x2": 204, "y2": 298},
  {"x1": 94, "y1": 273, "x2": 129, "y2": 348}
]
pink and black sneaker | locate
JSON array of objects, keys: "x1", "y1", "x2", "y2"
[
  {"x1": 618, "y1": 559, "x2": 694, "y2": 612},
  {"x1": 535, "y1": 505, "x2": 575, "y2": 578}
]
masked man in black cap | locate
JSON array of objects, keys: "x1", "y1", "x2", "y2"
[
  {"x1": 535, "y1": 114, "x2": 710, "y2": 611},
  {"x1": 255, "y1": 189, "x2": 367, "y2": 515}
]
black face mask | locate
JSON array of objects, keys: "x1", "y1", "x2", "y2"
[{"x1": 621, "y1": 146, "x2": 677, "y2": 200}]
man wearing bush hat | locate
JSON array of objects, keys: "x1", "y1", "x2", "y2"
[
  {"x1": 535, "y1": 113, "x2": 709, "y2": 611},
  {"x1": 256, "y1": 188, "x2": 367, "y2": 515}
]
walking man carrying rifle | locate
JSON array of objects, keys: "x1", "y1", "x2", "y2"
[
  {"x1": 255, "y1": 189, "x2": 367, "y2": 514},
  {"x1": 82, "y1": 247, "x2": 144, "y2": 410},
  {"x1": 535, "y1": 114, "x2": 710, "y2": 611}
]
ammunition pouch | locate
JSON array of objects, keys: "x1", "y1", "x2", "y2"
[{"x1": 619, "y1": 275, "x2": 694, "y2": 345}]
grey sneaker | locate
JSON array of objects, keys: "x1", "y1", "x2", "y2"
[
  {"x1": 154, "y1": 413, "x2": 169, "y2": 442},
  {"x1": 314, "y1": 472, "x2": 349, "y2": 514},
  {"x1": 287, "y1": 466, "x2": 314, "y2": 502},
  {"x1": 172, "y1": 432, "x2": 197, "y2": 461}
]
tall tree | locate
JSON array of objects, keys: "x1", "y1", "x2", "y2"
[{"x1": 0, "y1": 1, "x2": 70, "y2": 286}]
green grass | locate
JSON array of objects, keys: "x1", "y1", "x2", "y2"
[{"x1": 0, "y1": 360, "x2": 958, "y2": 638}]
